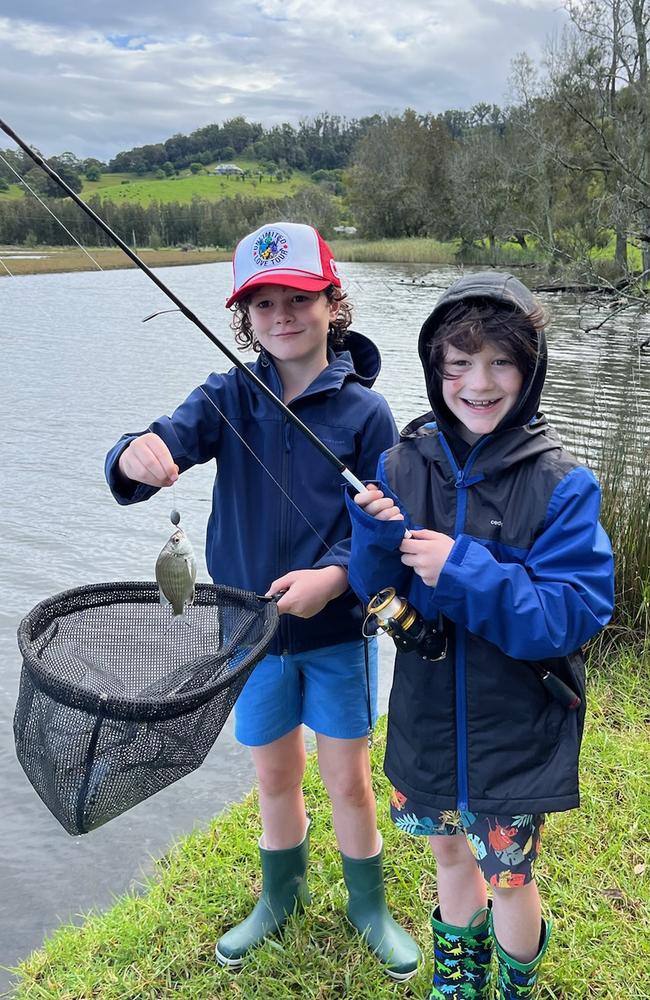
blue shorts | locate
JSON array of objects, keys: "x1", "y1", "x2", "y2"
[{"x1": 234, "y1": 638, "x2": 378, "y2": 747}]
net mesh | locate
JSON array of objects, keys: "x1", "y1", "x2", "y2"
[{"x1": 15, "y1": 581, "x2": 278, "y2": 835}]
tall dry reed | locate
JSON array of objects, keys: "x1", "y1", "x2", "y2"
[{"x1": 579, "y1": 409, "x2": 650, "y2": 654}]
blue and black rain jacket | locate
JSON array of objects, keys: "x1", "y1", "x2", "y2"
[{"x1": 346, "y1": 273, "x2": 614, "y2": 815}]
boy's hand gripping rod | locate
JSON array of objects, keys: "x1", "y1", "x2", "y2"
[{"x1": 0, "y1": 117, "x2": 365, "y2": 494}]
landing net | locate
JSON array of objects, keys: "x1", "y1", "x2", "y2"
[{"x1": 15, "y1": 581, "x2": 278, "y2": 835}]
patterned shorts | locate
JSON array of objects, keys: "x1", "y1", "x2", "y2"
[{"x1": 390, "y1": 786, "x2": 545, "y2": 888}]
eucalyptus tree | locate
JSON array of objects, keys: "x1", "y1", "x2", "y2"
[
  {"x1": 550, "y1": 1, "x2": 650, "y2": 281},
  {"x1": 347, "y1": 110, "x2": 451, "y2": 238},
  {"x1": 507, "y1": 52, "x2": 596, "y2": 262},
  {"x1": 443, "y1": 106, "x2": 534, "y2": 256}
]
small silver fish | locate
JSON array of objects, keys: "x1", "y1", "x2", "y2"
[{"x1": 155, "y1": 527, "x2": 196, "y2": 618}]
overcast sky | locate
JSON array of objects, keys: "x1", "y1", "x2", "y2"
[{"x1": 1, "y1": 0, "x2": 568, "y2": 162}]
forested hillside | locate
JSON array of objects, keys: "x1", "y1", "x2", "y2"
[{"x1": 1, "y1": 1, "x2": 649, "y2": 288}]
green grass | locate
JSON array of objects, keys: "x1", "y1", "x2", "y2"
[
  {"x1": 330, "y1": 237, "x2": 458, "y2": 263},
  {"x1": 10, "y1": 656, "x2": 650, "y2": 999},
  {"x1": 0, "y1": 164, "x2": 313, "y2": 207},
  {"x1": 330, "y1": 237, "x2": 546, "y2": 266},
  {"x1": 587, "y1": 233, "x2": 643, "y2": 272},
  {"x1": 0, "y1": 183, "x2": 25, "y2": 200}
]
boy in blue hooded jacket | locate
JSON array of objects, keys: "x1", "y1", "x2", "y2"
[
  {"x1": 346, "y1": 272, "x2": 614, "y2": 999},
  {"x1": 105, "y1": 222, "x2": 420, "y2": 979}
]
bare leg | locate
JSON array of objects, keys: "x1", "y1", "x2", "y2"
[
  {"x1": 428, "y1": 833, "x2": 488, "y2": 925},
  {"x1": 250, "y1": 726, "x2": 308, "y2": 850},
  {"x1": 317, "y1": 734, "x2": 421, "y2": 978},
  {"x1": 492, "y1": 880, "x2": 542, "y2": 963},
  {"x1": 315, "y1": 734, "x2": 379, "y2": 857}
]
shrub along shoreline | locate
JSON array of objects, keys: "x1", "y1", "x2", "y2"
[
  {"x1": 1, "y1": 236, "x2": 643, "y2": 282},
  {"x1": 10, "y1": 658, "x2": 650, "y2": 1000}
]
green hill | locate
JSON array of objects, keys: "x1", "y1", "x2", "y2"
[{"x1": 0, "y1": 162, "x2": 314, "y2": 206}]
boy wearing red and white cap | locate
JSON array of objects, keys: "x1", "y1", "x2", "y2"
[{"x1": 105, "y1": 222, "x2": 420, "y2": 979}]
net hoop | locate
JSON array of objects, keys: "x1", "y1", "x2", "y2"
[{"x1": 17, "y1": 581, "x2": 279, "y2": 722}]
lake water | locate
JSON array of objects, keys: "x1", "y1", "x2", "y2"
[{"x1": 1, "y1": 259, "x2": 649, "y2": 988}]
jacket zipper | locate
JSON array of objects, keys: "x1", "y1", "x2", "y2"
[
  {"x1": 278, "y1": 417, "x2": 292, "y2": 653},
  {"x1": 441, "y1": 435, "x2": 489, "y2": 812}
]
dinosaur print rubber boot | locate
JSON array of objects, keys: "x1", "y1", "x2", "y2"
[
  {"x1": 495, "y1": 918, "x2": 551, "y2": 999},
  {"x1": 429, "y1": 904, "x2": 493, "y2": 1000}
]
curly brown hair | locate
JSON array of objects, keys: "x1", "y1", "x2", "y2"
[
  {"x1": 429, "y1": 298, "x2": 547, "y2": 378},
  {"x1": 230, "y1": 285, "x2": 353, "y2": 352}
]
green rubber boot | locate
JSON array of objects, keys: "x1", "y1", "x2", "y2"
[
  {"x1": 495, "y1": 918, "x2": 552, "y2": 999},
  {"x1": 215, "y1": 822, "x2": 310, "y2": 968},
  {"x1": 430, "y1": 905, "x2": 493, "y2": 1000},
  {"x1": 341, "y1": 837, "x2": 422, "y2": 981}
]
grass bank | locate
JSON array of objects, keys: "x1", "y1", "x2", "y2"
[
  {"x1": 2, "y1": 239, "x2": 545, "y2": 278},
  {"x1": 0, "y1": 247, "x2": 231, "y2": 276},
  {"x1": 10, "y1": 655, "x2": 649, "y2": 999}
]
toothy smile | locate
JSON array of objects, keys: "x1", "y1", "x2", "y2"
[{"x1": 462, "y1": 398, "x2": 501, "y2": 408}]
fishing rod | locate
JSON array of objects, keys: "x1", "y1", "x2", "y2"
[
  {"x1": 1, "y1": 120, "x2": 582, "y2": 710},
  {"x1": 0, "y1": 117, "x2": 365, "y2": 493}
]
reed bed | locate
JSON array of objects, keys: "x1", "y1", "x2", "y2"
[
  {"x1": 330, "y1": 237, "x2": 545, "y2": 268},
  {"x1": 329, "y1": 238, "x2": 457, "y2": 264},
  {"x1": 574, "y1": 407, "x2": 650, "y2": 655}
]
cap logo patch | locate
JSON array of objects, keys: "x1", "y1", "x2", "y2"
[{"x1": 252, "y1": 229, "x2": 289, "y2": 269}]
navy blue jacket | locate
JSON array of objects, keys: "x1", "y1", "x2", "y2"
[
  {"x1": 346, "y1": 273, "x2": 614, "y2": 815},
  {"x1": 105, "y1": 332, "x2": 398, "y2": 656}
]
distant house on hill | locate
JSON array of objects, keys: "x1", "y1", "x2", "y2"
[{"x1": 214, "y1": 164, "x2": 244, "y2": 176}]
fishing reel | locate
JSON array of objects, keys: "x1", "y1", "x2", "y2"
[{"x1": 363, "y1": 587, "x2": 447, "y2": 661}]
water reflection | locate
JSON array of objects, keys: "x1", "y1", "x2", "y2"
[{"x1": 1, "y1": 261, "x2": 648, "y2": 983}]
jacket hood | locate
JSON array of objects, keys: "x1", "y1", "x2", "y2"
[
  {"x1": 257, "y1": 328, "x2": 382, "y2": 400},
  {"x1": 397, "y1": 408, "x2": 563, "y2": 478},
  {"x1": 417, "y1": 271, "x2": 547, "y2": 440},
  {"x1": 333, "y1": 329, "x2": 382, "y2": 388}
]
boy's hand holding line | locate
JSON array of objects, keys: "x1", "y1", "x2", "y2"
[
  {"x1": 356, "y1": 484, "x2": 453, "y2": 586},
  {"x1": 399, "y1": 530, "x2": 454, "y2": 587},
  {"x1": 118, "y1": 432, "x2": 180, "y2": 488}
]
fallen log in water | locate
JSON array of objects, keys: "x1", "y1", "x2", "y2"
[{"x1": 533, "y1": 275, "x2": 644, "y2": 294}]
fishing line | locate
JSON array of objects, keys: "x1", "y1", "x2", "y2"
[
  {"x1": 0, "y1": 152, "x2": 106, "y2": 272},
  {"x1": 0, "y1": 120, "x2": 367, "y2": 577},
  {"x1": 0, "y1": 242, "x2": 80, "y2": 339},
  {"x1": 196, "y1": 385, "x2": 349, "y2": 574}
]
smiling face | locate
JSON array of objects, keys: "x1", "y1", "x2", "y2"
[
  {"x1": 246, "y1": 284, "x2": 338, "y2": 373},
  {"x1": 441, "y1": 342, "x2": 524, "y2": 441}
]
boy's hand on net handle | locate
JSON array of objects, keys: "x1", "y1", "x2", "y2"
[{"x1": 266, "y1": 566, "x2": 348, "y2": 618}]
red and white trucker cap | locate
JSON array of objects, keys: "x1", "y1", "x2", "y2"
[{"x1": 225, "y1": 222, "x2": 340, "y2": 308}]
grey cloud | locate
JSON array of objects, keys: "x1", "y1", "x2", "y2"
[{"x1": 1, "y1": 0, "x2": 567, "y2": 160}]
